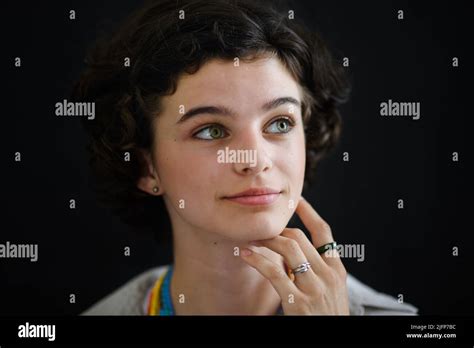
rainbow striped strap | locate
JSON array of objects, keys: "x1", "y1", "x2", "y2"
[
  {"x1": 159, "y1": 265, "x2": 175, "y2": 315},
  {"x1": 147, "y1": 270, "x2": 167, "y2": 315}
]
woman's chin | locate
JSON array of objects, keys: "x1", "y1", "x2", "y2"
[{"x1": 232, "y1": 220, "x2": 288, "y2": 241}]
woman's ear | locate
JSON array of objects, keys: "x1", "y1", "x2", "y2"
[{"x1": 136, "y1": 149, "x2": 164, "y2": 196}]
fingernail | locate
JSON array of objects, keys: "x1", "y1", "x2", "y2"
[{"x1": 241, "y1": 248, "x2": 253, "y2": 256}]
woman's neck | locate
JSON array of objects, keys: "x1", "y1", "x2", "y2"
[{"x1": 169, "y1": 221, "x2": 284, "y2": 315}]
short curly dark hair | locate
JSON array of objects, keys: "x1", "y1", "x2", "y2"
[{"x1": 71, "y1": 0, "x2": 350, "y2": 244}]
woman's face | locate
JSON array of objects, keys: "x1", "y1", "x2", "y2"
[{"x1": 148, "y1": 56, "x2": 306, "y2": 242}]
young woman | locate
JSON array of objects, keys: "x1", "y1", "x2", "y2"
[{"x1": 74, "y1": 0, "x2": 418, "y2": 315}]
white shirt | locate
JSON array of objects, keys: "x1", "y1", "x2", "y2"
[{"x1": 81, "y1": 265, "x2": 419, "y2": 316}]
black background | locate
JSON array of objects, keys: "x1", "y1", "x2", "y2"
[{"x1": 2, "y1": 0, "x2": 472, "y2": 316}]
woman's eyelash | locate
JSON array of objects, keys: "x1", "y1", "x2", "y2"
[
  {"x1": 263, "y1": 116, "x2": 296, "y2": 134},
  {"x1": 274, "y1": 116, "x2": 296, "y2": 127},
  {"x1": 192, "y1": 123, "x2": 226, "y2": 139},
  {"x1": 192, "y1": 116, "x2": 296, "y2": 140}
]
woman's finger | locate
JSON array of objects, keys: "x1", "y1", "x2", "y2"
[
  {"x1": 240, "y1": 247, "x2": 301, "y2": 305},
  {"x1": 295, "y1": 197, "x2": 344, "y2": 270},
  {"x1": 280, "y1": 228, "x2": 331, "y2": 277},
  {"x1": 254, "y1": 235, "x2": 319, "y2": 292}
]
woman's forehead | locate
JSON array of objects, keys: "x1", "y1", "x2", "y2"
[{"x1": 162, "y1": 57, "x2": 302, "y2": 112}]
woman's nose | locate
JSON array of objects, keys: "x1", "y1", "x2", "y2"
[{"x1": 231, "y1": 128, "x2": 273, "y2": 175}]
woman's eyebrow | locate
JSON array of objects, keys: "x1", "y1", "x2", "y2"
[{"x1": 176, "y1": 96, "x2": 301, "y2": 124}]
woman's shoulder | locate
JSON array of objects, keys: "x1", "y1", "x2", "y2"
[
  {"x1": 347, "y1": 273, "x2": 418, "y2": 315},
  {"x1": 80, "y1": 267, "x2": 418, "y2": 316},
  {"x1": 80, "y1": 265, "x2": 170, "y2": 315}
]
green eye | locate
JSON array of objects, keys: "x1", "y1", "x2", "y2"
[
  {"x1": 193, "y1": 125, "x2": 226, "y2": 140},
  {"x1": 265, "y1": 118, "x2": 294, "y2": 134}
]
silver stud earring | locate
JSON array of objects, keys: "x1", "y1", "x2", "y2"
[{"x1": 152, "y1": 186, "x2": 159, "y2": 193}]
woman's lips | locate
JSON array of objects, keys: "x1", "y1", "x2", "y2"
[{"x1": 224, "y1": 192, "x2": 281, "y2": 206}]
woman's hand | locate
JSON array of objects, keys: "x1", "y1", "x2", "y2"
[{"x1": 240, "y1": 196, "x2": 350, "y2": 315}]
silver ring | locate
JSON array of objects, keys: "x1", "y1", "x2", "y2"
[{"x1": 291, "y1": 261, "x2": 311, "y2": 275}]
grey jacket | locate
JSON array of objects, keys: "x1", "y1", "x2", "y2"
[{"x1": 81, "y1": 265, "x2": 418, "y2": 315}]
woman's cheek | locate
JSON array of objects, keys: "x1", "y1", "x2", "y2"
[
  {"x1": 282, "y1": 144, "x2": 305, "y2": 179},
  {"x1": 281, "y1": 140, "x2": 306, "y2": 207},
  {"x1": 172, "y1": 149, "x2": 220, "y2": 198}
]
